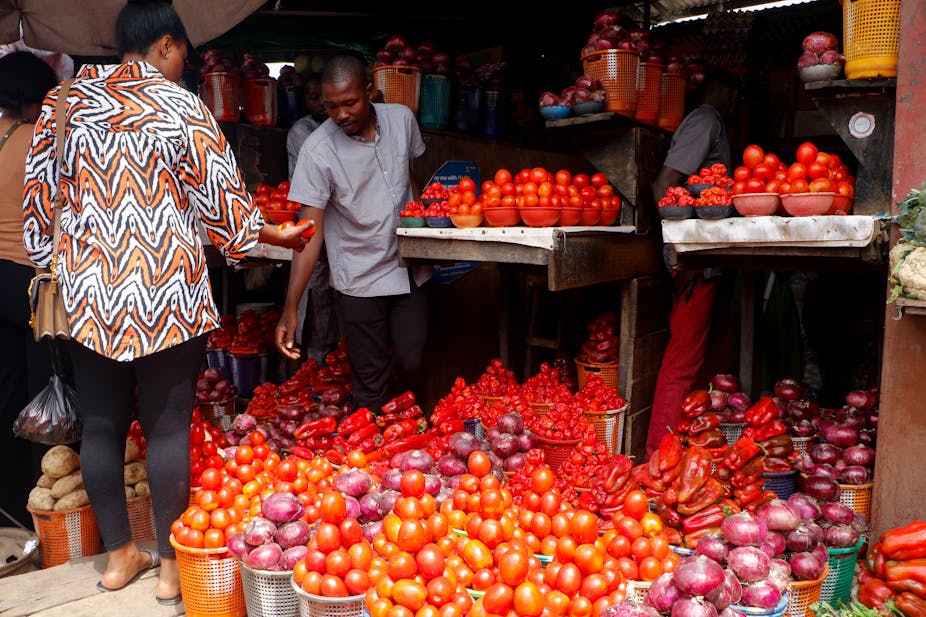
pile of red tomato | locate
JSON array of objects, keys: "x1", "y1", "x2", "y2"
[{"x1": 732, "y1": 142, "x2": 855, "y2": 198}]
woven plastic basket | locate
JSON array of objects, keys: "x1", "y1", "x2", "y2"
[
  {"x1": 631, "y1": 580, "x2": 652, "y2": 604},
  {"x1": 171, "y1": 535, "x2": 246, "y2": 617},
  {"x1": 535, "y1": 436, "x2": 580, "y2": 470},
  {"x1": 291, "y1": 578, "x2": 365, "y2": 617},
  {"x1": 463, "y1": 417, "x2": 484, "y2": 439},
  {"x1": 206, "y1": 348, "x2": 230, "y2": 381},
  {"x1": 582, "y1": 49, "x2": 640, "y2": 116},
  {"x1": 658, "y1": 73, "x2": 687, "y2": 131},
  {"x1": 127, "y1": 495, "x2": 156, "y2": 544},
  {"x1": 792, "y1": 436, "x2": 813, "y2": 457},
  {"x1": 732, "y1": 592, "x2": 790, "y2": 617},
  {"x1": 241, "y1": 563, "x2": 297, "y2": 617},
  {"x1": 419, "y1": 74, "x2": 451, "y2": 128},
  {"x1": 843, "y1": 0, "x2": 900, "y2": 79},
  {"x1": 373, "y1": 66, "x2": 422, "y2": 116},
  {"x1": 719, "y1": 423, "x2": 747, "y2": 445},
  {"x1": 838, "y1": 482, "x2": 873, "y2": 520},
  {"x1": 199, "y1": 72, "x2": 240, "y2": 123},
  {"x1": 821, "y1": 539, "x2": 863, "y2": 605},
  {"x1": 575, "y1": 359, "x2": 618, "y2": 389},
  {"x1": 28, "y1": 504, "x2": 102, "y2": 568},
  {"x1": 242, "y1": 77, "x2": 277, "y2": 127},
  {"x1": 198, "y1": 397, "x2": 236, "y2": 433},
  {"x1": 229, "y1": 352, "x2": 262, "y2": 398},
  {"x1": 763, "y1": 470, "x2": 799, "y2": 500},
  {"x1": 530, "y1": 402, "x2": 553, "y2": 417},
  {"x1": 788, "y1": 565, "x2": 828, "y2": 617},
  {"x1": 583, "y1": 405, "x2": 627, "y2": 455},
  {"x1": 635, "y1": 62, "x2": 663, "y2": 124}
]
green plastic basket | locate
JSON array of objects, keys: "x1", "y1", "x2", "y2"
[{"x1": 820, "y1": 539, "x2": 864, "y2": 605}]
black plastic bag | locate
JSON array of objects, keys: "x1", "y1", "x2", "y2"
[{"x1": 13, "y1": 342, "x2": 81, "y2": 445}]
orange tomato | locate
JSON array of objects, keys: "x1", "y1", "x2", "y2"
[
  {"x1": 638, "y1": 555, "x2": 665, "y2": 581},
  {"x1": 468, "y1": 451, "x2": 492, "y2": 477}
]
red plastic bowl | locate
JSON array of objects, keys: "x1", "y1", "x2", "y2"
[
  {"x1": 599, "y1": 208, "x2": 620, "y2": 226},
  {"x1": 828, "y1": 194, "x2": 854, "y2": 215},
  {"x1": 520, "y1": 207, "x2": 561, "y2": 227},
  {"x1": 579, "y1": 208, "x2": 601, "y2": 226},
  {"x1": 558, "y1": 207, "x2": 582, "y2": 226},
  {"x1": 483, "y1": 207, "x2": 521, "y2": 227},
  {"x1": 265, "y1": 210, "x2": 297, "y2": 224},
  {"x1": 781, "y1": 192, "x2": 834, "y2": 217},
  {"x1": 732, "y1": 192, "x2": 780, "y2": 217}
]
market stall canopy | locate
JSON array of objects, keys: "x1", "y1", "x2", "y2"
[{"x1": 0, "y1": 0, "x2": 266, "y2": 56}]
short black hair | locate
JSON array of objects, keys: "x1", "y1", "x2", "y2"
[
  {"x1": 702, "y1": 69, "x2": 741, "y2": 93},
  {"x1": 0, "y1": 52, "x2": 58, "y2": 116},
  {"x1": 115, "y1": 0, "x2": 188, "y2": 56},
  {"x1": 321, "y1": 55, "x2": 367, "y2": 88}
]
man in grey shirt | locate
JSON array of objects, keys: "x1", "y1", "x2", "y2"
[{"x1": 276, "y1": 55, "x2": 428, "y2": 411}]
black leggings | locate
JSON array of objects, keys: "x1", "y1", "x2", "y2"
[{"x1": 69, "y1": 334, "x2": 207, "y2": 557}]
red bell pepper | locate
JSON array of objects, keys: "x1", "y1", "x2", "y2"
[
  {"x1": 858, "y1": 579, "x2": 896, "y2": 612},
  {"x1": 688, "y1": 429, "x2": 726, "y2": 449},
  {"x1": 658, "y1": 433, "x2": 684, "y2": 472},
  {"x1": 868, "y1": 542, "x2": 888, "y2": 579},
  {"x1": 675, "y1": 419, "x2": 694, "y2": 434},
  {"x1": 882, "y1": 521, "x2": 926, "y2": 561},
  {"x1": 733, "y1": 479, "x2": 766, "y2": 507},
  {"x1": 603, "y1": 456, "x2": 633, "y2": 493},
  {"x1": 745, "y1": 490, "x2": 779, "y2": 514},
  {"x1": 289, "y1": 445, "x2": 316, "y2": 460},
  {"x1": 293, "y1": 416, "x2": 337, "y2": 440},
  {"x1": 677, "y1": 478, "x2": 723, "y2": 515},
  {"x1": 761, "y1": 456, "x2": 793, "y2": 474},
  {"x1": 886, "y1": 559, "x2": 926, "y2": 588},
  {"x1": 677, "y1": 446, "x2": 712, "y2": 503},
  {"x1": 655, "y1": 499, "x2": 683, "y2": 529},
  {"x1": 381, "y1": 391, "x2": 415, "y2": 414},
  {"x1": 663, "y1": 487, "x2": 678, "y2": 505},
  {"x1": 338, "y1": 408, "x2": 373, "y2": 437},
  {"x1": 722, "y1": 437, "x2": 764, "y2": 471},
  {"x1": 689, "y1": 413, "x2": 722, "y2": 436},
  {"x1": 381, "y1": 433, "x2": 431, "y2": 456},
  {"x1": 887, "y1": 579, "x2": 926, "y2": 599},
  {"x1": 683, "y1": 526, "x2": 722, "y2": 549},
  {"x1": 346, "y1": 422, "x2": 379, "y2": 446},
  {"x1": 752, "y1": 420, "x2": 787, "y2": 442},
  {"x1": 759, "y1": 435, "x2": 794, "y2": 457},
  {"x1": 745, "y1": 397, "x2": 780, "y2": 427},
  {"x1": 896, "y1": 592, "x2": 926, "y2": 617},
  {"x1": 681, "y1": 390, "x2": 712, "y2": 418},
  {"x1": 382, "y1": 418, "x2": 427, "y2": 444},
  {"x1": 299, "y1": 434, "x2": 336, "y2": 450},
  {"x1": 325, "y1": 449, "x2": 345, "y2": 465},
  {"x1": 682, "y1": 503, "x2": 730, "y2": 534}
]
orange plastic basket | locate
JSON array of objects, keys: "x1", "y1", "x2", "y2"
[
  {"x1": 170, "y1": 535, "x2": 246, "y2": 617},
  {"x1": 583, "y1": 405, "x2": 627, "y2": 455},
  {"x1": 788, "y1": 565, "x2": 828, "y2": 617},
  {"x1": 838, "y1": 482, "x2": 872, "y2": 520},
  {"x1": 635, "y1": 62, "x2": 664, "y2": 124},
  {"x1": 28, "y1": 504, "x2": 102, "y2": 568},
  {"x1": 582, "y1": 50, "x2": 640, "y2": 116},
  {"x1": 575, "y1": 359, "x2": 619, "y2": 389},
  {"x1": 843, "y1": 0, "x2": 900, "y2": 79},
  {"x1": 658, "y1": 73, "x2": 687, "y2": 131},
  {"x1": 529, "y1": 402, "x2": 553, "y2": 418},
  {"x1": 127, "y1": 495, "x2": 156, "y2": 544},
  {"x1": 242, "y1": 77, "x2": 278, "y2": 127},
  {"x1": 199, "y1": 72, "x2": 240, "y2": 123},
  {"x1": 535, "y1": 436, "x2": 580, "y2": 470},
  {"x1": 373, "y1": 66, "x2": 422, "y2": 116}
]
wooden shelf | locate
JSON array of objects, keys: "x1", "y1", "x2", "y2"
[
  {"x1": 544, "y1": 111, "x2": 670, "y2": 135},
  {"x1": 894, "y1": 297, "x2": 926, "y2": 318},
  {"x1": 804, "y1": 78, "x2": 897, "y2": 93}
]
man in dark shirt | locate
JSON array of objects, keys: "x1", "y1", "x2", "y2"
[{"x1": 647, "y1": 70, "x2": 740, "y2": 456}]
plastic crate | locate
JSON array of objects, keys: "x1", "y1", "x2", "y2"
[
  {"x1": 838, "y1": 482, "x2": 873, "y2": 520},
  {"x1": 171, "y1": 535, "x2": 247, "y2": 617},
  {"x1": 732, "y1": 593, "x2": 790, "y2": 617},
  {"x1": 635, "y1": 62, "x2": 663, "y2": 124},
  {"x1": 843, "y1": 0, "x2": 900, "y2": 79},
  {"x1": 763, "y1": 470, "x2": 799, "y2": 500},
  {"x1": 419, "y1": 74, "x2": 450, "y2": 128},
  {"x1": 821, "y1": 539, "x2": 863, "y2": 605},
  {"x1": 291, "y1": 578, "x2": 365, "y2": 617},
  {"x1": 575, "y1": 359, "x2": 618, "y2": 389},
  {"x1": 28, "y1": 504, "x2": 102, "y2": 568},
  {"x1": 241, "y1": 563, "x2": 298, "y2": 617},
  {"x1": 788, "y1": 565, "x2": 827, "y2": 617},
  {"x1": 373, "y1": 66, "x2": 422, "y2": 116},
  {"x1": 720, "y1": 423, "x2": 747, "y2": 445},
  {"x1": 658, "y1": 73, "x2": 686, "y2": 131},
  {"x1": 229, "y1": 352, "x2": 262, "y2": 398},
  {"x1": 127, "y1": 495, "x2": 156, "y2": 544},
  {"x1": 582, "y1": 49, "x2": 640, "y2": 116},
  {"x1": 535, "y1": 436, "x2": 580, "y2": 470},
  {"x1": 463, "y1": 417, "x2": 484, "y2": 439},
  {"x1": 583, "y1": 405, "x2": 627, "y2": 455},
  {"x1": 242, "y1": 77, "x2": 278, "y2": 127},
  {"x1": 199, "y1": 72, "x2": 240, "y2": 123}
]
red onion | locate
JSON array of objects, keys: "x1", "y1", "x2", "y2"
[
  {"x1": 797, "y1": 51, "x2": 820, "y2": 69},
  {"x1": 804, "y1": 474, "x2": 842, "y2": 501},
  {"x1": 671, "y1": 596, "x2": 719, "y2": 617},
  {"x1": 788, "y1": 400, "x2": 820, "y2": 421},
  {"x1": 617, "y1": 39, "x2": 635, "y2": 50},
  {"x1": 789, "y1": 551, "x2": 825, "y2": 581},
  {"x1": 576, "y1": 75, "x2": 603, "y2": 91},
  {"x1": 839, "y1": 465, "x2": 870, "y2": 485},
  {"x1": 756, "y1": 499, "x2": 801, "y2": 531},
  {"x1": 852, "y1": 513, "x2": 870, "y2": 535},
  {"x1": 711, "y1": 374, "x2": 741, "y2": 393},
  {"x1": 837, "y1": 407, "x2": 868, "y2": 429},
  {"x1": 728, "y1": 393, "x2": 751, "y2": 411},
  {"x1": 810, "y1": 464, "x2": 839, "y2": 480},
  {"x1": 721, "y1": 512, "x2": 767, "y2": 547},
  {"x1": 740, "y1": 581, "x2": 782, "y2": 610},
  {"x1": 790, "y1": 420, "x2": 817, "y2": 437},
  {"x1": 603, "y1": 604, "x2": 663, "y2": 617},
  {"x1": 729, "y1": 410, "x2": 748, "y2": 423},
  {"x1": 673, "y1": 555, "x2": 727, "y2": 597},
  {"x1": 772, "y1": 558, "x2": 791, "y2": 577},
  {"x1": 803, "y1": 31, "x2": 839, "y2": 54},
  {"x1": 859, "y1": 429, "x2": 876, "y2": 446},
  {"x1": 243, "y1": 517, "x2": 277, "y2": 546},
  {"x1": 666, "y1": 62, "x2": 684, "y2": 74},
  {"x1": 820, "y1": 422, "x2": 860, "y2": 448},
  {"x1": 376, "y1": 50, "x2": 395, "y2": 64},
  {"x1": 846, "y1": 390, "x2": 876, "y2": 410},
  {"x1": 720, "y1": 610, "x2": 746, "y2": 617},
  {"x1": 842, "y1": 445, "x2": 875, "y2": 467},
  {"x1": 227, "y1": 532, "x2": 249, "y2": 559},
  {"x1": 768, "y1": 561, "x2": 791, "y2": 593},
  {"x1": 539, "y1": 92, "x2": 561, "y2": 108},
  {"x1": 786, "y1": 524, "x2": 821, "y2": 553},
  {"x1": 809, "y1": 442, "x2": 841, "y2": 466},
  {"x1": 794, "y1": 454, "x2": 816, "y2": 474},
  {"x1": 774, "y1": 378, "x2": 804, "y2": 401},
  {"x1": 759, "y1": 530, "x2": 786, "y2": 558},
  {"x1": 645, "y1": 572, "x2": 683, "y2": 613},
  {"x1": 595, "y1": 38, "x2": 615, "y2": 50},
  {"x1": 723, "y1": 569, "x2": 742, "y2": 605},
  {"x1": 825, "y1": 524, "x2": 860, "y2": 548},
  {"x1": 728, "y1": 546, "x2": 771, "y2": 582},
  {"x1": 706, "y1": 570, "x2": 740, "y2": 611},
  {"x1": 432, "y1": 52, "x2": 450, "y2": 65},
  {"x1": 593, "y1": 9, "x2": 622, "y2": 30},
  {"x1": 710, "y1": 390, "x2": 728, "y2": 411},
  {"x1": 788, "y1": 493, "x2": 822, "y2": 521},
  {"x1": 385, "y1": 35, "x2": 407, "y2": 52},
  {"x1": 695, "y1": 533, "x2": 729, "y2": 564}
]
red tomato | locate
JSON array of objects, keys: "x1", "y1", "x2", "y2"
[
  {"x1": 621, "y1": 490, "x2": 648, "y2": 519},
  {"x1": 513, "y1": 581, "x2": 544, "y2": 617},
  {"x1": 787, "y1": 163, "x2": 808, "y2": 181},
  {"x1": 530, "y1": 167, "x2": 549, "y2": 184},
  {"x1": 790, "y1": 179, "x2": 809, "y2": 193},
  {"x1": 809, "y1": 177, "x2": 832, "y2": 192},
  {"x1": 498, "y1": 549, "x2": 530, "y2": 587},
  {"x1": 807, "y1": 162, "x2": 830, "y2": 180},
  {"x1": 796, "y1": 142, "x2": 819, "y2": 166},
  {"x1": 320, "y1": 574, "x2": 348, "y2": 598},
  {"x1": 516, "y1": 169, "x2": 532, "y2": 185},
  {"x1": 416, "y1": 543, "x2": 446, "y2": 580},
  {"x1": 742, "y1": 145, "x2": 765, "y2": 168},
  {"x1": 468, "y1": 451, "x2": 492, "y2": 477},
  {"x1": 483, "y1": 583, "x2": 514, "y2": 615},
  {"x1": 481, "y1": 181, "x2": 496, "y2": 195},
  {"x1": 320, "y1": 491, "x2": 347, "y2": 524},
  {"x1": 199, "y1": 467, "x2": 222, "y2": 491},
  {"x1": 554, "y1": 170, "x2": 572, "y2": 186},
  {"x1": 345, "y1": 569, "x2": 371, "y2": 595},
  {"x1": 296, "y1": 218, "x2": 316, "y2": 239},
  {"x1": 745, "y1": 178, "x2": 766, "y2": 193},
  {"x1": 326, "y1": 548, "x2": 352, "y2": 577},
  {"x1": 339, "y1": 517, "x2": 364, "y2": 547},
  {"x1": 316, "y1": 522, "x2": 342, "y2": 552},
  {"x1": 400, "y1": 470, "x2": 426, "y2": 498},
  {"x1": 752, "y1": 164, "x2": 775, "y2": 182},
  {"x1": 495, "y1": 169, "x2": 513, "y2": 186},
  {"x1": 590, "y1": 173, "x2": 608, "y2": 187},
  {"x1": 277, "y1": 180, "x2": 291, "y2": 193},
  {"x1": 763, "y1": 153, "x2": 781, "y2": 169},
  {"x1": 573, "y1": 174, "x2": 590, "y2": 188},
  {"x1": 570, "y1": 511, "x2": 599, "y2": 545},
  {"x1": 733, "y1": 166, "x2": 752, "y2": 182},
  {"x1": 765, "y1": 179, "x2": 782, "y2": 194},
  {"x1": 555, "y1": 562, "x2": 582, "y2": 595},
  {"x1": 573, "y1": 544, "x2": 604, "y2": 575},
  {"x1": 732, "y1": 181, "x2": 747, "y2": 195},
  {"x1": 459, "y1": 177, "x2": 476, "y2": 193}
]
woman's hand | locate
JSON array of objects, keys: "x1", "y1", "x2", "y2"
[{"x1": 258, "y1": 220, "x2": 313, "y2": 251}]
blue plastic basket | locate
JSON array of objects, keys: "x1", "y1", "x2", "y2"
[
  {"x1": 229, "y1": 352, "x2": 262, "y2": 397},
  {"x1": 820, "y1": 539, "x2": 864, "y2": 605},
  {"x1": 463, "y1": 418, "x2": 484, "y2": 439},
  {"x1": 206, "y1": 348, "x2": 230, "y2": 381},
  {"x1": 419, "y1": 74, "x2": 450, "y2": 129},
  {"x1": 482, "y1": 90, "x2": 507, "y2": 137},
  {"x1": 731, "y1": 592, "x2": 790, "y2": 617},
  {"x1": 763, "y1": 469, "x2": 799, "y2": 500}
]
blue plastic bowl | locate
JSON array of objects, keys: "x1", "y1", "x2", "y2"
[
  {"x1": 426, "y1": 216, "x2": 453, "y2": 228},
  {"x1": 540, "y1": 105, "x2": 571, "y2": 120}
]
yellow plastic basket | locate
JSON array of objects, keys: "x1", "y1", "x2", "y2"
[
  {"x1": 372, "y1": 66, "x2": 422, "y2": 116},
  {"x1": 843, "y1": 0, "x2": 900, "y2": 79}
]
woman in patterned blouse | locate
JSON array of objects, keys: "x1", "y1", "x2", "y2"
[{"x1": 22, "y1": 0, "x2": 309, "y2": 604}]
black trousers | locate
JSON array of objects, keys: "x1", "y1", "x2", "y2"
[
  {"x1": 0, "y1": 259, "x2": 51, "y2": 527},
  {"x1": 335, "y1": 281, "x2": 428, "y2": 412},
  {"x1": 69, "y1": 334, "x2": 207, "y2": 557}
]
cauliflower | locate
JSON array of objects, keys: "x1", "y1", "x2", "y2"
[{"x1": 889, "y1": 241, "x2": 926, "y2": 301}]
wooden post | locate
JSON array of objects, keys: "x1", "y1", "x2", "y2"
[
  {"x1": 739, "y1": 271, "x2": 759, "y2": 399},
  {"x1": 871, "y1": 0, "x2": 926, "y2": 538}
]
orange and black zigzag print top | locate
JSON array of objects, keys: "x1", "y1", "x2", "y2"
[{"x1": 23, "y1": 62, "x2": 263, "y2": 361}]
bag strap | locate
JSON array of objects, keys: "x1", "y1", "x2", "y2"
[
  {"x1": 0, "y1": 119, "x2": 24, "y2": 152},
  {"x1": 51, "y1": 79, "x2": 74, "y2": 270}
]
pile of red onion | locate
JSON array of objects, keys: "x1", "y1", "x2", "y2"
[
  {"x1": 797, "y1": 32, "x2": 845, "y2": 70},
  {"x1": 643, "y1": 554, "x2": 748, "y2": 617},
  {"x1": 541, "y1": 75, "x2": 607, "y2": 109},
  {"x1": 707, "y1": 374, "x2": 751, "y2": 424},
  {"x1": 374, "y1": 35, "x2": 452, "y2": 74},
  {"x1": 580, "y1": 10, "x2": 665, "y2": 65}
]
